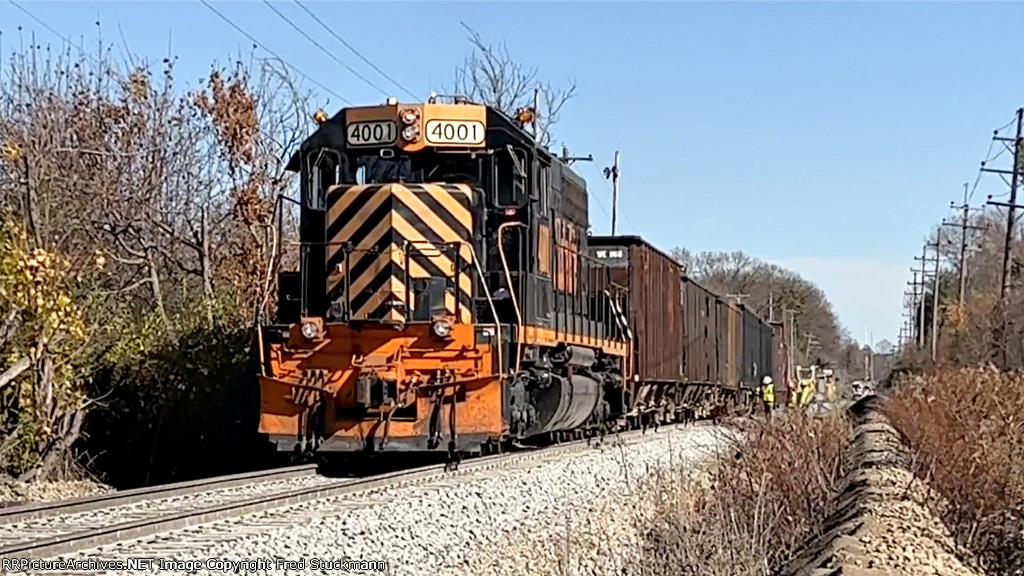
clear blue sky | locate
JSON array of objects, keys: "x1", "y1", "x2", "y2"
[{"x1": 2, "y1": 1, "x2": 1022, "y2": 345}]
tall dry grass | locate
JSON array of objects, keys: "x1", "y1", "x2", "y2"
[
  {"x1": 885, "y1": 367, "x2": 1024, "y2": 574},
  {"x1": 636, "y1": 412, "x2": 852, "y2": 576}
]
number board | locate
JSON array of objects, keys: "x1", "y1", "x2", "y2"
[
  {"x1": 424, "y1": 120, "x2": 486, "y2": 146},
  {"x1": 347, "y1": 121, "x2": 397, "y2": 147}
]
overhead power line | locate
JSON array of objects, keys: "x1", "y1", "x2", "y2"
[
  {"x1": 7, "y1": 0, "x2": 100, "y2": 64},
  {"x1": 292, "y1": 0, "x2": 418, "y2": 101},
  {"x1": 969, "y1": 113, "x2": 1023, "y2": 204},
  {"x1": 198, "y1": 0, "x2": 350, "y2": 105},
  {"x1": 261, "y1": 0, "x2": 394, "y2": 100}
]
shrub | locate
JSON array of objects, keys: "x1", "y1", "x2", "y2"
[
  {"x1": 637, "y1": 412, "x2": 853, "y2": 575},
  {"x1": 885, "y1": 367, "x2": 1024, "y2": 574}
]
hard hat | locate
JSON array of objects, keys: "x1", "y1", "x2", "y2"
[{"x1": 762, "y1": 375, "x2": 773, "y2": 385}]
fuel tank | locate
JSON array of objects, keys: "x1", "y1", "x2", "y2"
[{"x1": 527, "y1": 373, "x2": 602, "y2": 435}]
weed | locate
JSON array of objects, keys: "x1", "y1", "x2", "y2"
[
  {"x1": 635, "y1": 412, "x2": 852, "y2": 576},
  {"x1": 885, "y1": 367, "x2": 1024, "y2": 574}
]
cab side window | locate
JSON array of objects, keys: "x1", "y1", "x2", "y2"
[
  {"x1": 495, "y1": 146, "x2": 526, "y2": 207},
  {"x1": 305, "y1": 149, "x2": 341, "y2": 210}
]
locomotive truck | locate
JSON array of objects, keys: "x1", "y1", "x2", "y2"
[{"x1": 256, "y1": 97, "x2": 784, "y2": 459}]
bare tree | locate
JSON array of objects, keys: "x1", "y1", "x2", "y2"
[
  {"x1": 450, "y1": 23, "x2": 577, "y2": 147},
  {"x1": 0, "y1": 36, "x2": 309, "y2": 481}
]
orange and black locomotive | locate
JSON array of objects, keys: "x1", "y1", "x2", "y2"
[{"x1": 257, "y1": 97, "x2": 784, "y2": 458}]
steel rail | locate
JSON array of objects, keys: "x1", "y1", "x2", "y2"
[
  {"x1": 0, "y1": 424, "x2": 697, "y2": 561},
  {"x1": 0, "y1": 464, "x2": 319, "y2": 524}
]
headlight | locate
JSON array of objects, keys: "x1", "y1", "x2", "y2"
[
  {"x1": 402, "y1": 125, "x2": 420, "y2": 142},
  {"x1": 432, "y1": 319, "x2": 453, "y2": 339},
  {"x1": 399, "y1": 108, "x2": 419, "y2": 124},
  {"x1": 300, "y1": 321, "x2": 319, "y2": 340}
]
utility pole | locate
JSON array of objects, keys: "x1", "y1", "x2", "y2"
[
  {"x1": 909, "y1": 277, "x2": 920, "y2": 349},
  {"x1": 911, "y1": 246, "x2": 929, "y2": 349},
  {"x1": 905, "y1": 283, "x2": 918, "y2": 347},
  {"x1": 603, "y1": 151, "x2": 620, "y2": 236},
  {"x1": 863, "y1": 327, "x2": 870, "y2": 380},
  {"x1": 943, "y1": 183, "x2": 987, "y2": 306},
  {"x1": 905, "y1": 305, "x2": 913, "y2": 350},
  {"x1": 531, "y1": 87, "x2": 540, "y2": 143},
  {"x1": 768, "y1": 292, "x2": 775, "y2": 322},
  {"x1": 803, "y1": 332, "x2": 819, "y2": 362},
  {"x1": 984, "y1": 107, "x2": 1024, "y2": 300},
  {"x1": 984, "y1": 107, "x2": 1024, "y2": 368},
  {"x1": 914, "y1": 238, "x2": 942, "y2": 362},
  {"x1": 869, "y1": 330, "x2": 875, "y2": 380},
  {"x1": 787, "y1": 309, "x2": 796, "y2": 384},
  {"x1": 930, "y1": 241, "x2": 941, "y2": 363}
]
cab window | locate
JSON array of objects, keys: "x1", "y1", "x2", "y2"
[{"x1": 305, "y1": 149, "x2": 341, "y2": 210}]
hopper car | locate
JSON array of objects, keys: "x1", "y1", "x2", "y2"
[{"x1": 256, "y1": 97, "x2": 785, "y2": 459}]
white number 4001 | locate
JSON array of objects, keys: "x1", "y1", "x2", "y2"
[{"x1": 425, "y1": 120, "x2": 485, "y2": 146}]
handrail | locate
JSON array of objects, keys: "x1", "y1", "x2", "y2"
[
  {"x1": 466, "y1": 244, "x2": 503, "y2": 379},
  {"x1": 497, "y1": 222, "x2": 527, "y2": 374}
]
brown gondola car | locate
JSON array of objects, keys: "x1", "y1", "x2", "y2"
[
  {"x1": 588, "y1": 236, "x2": 772, "y2": 422},
  {"x1": 587, "y1": 236, "x2": 685, "y2": 422},
  {"x1": 717, "y1": 298, "x2": 742, "y2": 388},
  {"x1": 681, "y1": 277, "x2": 721, "y2": 385}
]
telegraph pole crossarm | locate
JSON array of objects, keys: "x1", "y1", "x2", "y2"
[
  {"x1": 560, "y1": 145, "x2": 594, "y2": 167},
  {"x1": 727, "y1": 293, "x2": 750, "y2": 306},
  {"x1": 980, "y1": 168, "x2": 1017, "y2": 176},
  {"x1": 985, "y1": 198, "x2": 1024, "y2": 211}
]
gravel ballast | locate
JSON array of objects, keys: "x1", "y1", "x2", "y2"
[
  {"x1": 25, "y1": 424, "x2": 733, "y2": 576},
  {"x1": 0, "y1": 479, "x2": 111, "y2": 507}
]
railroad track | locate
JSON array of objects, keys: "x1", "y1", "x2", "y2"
[
  {"x1": 0, "y1": 464, "x2": 332, "y2": 560},
  {"x1": 0, "y1": 425, "x2": 696, "y2": 563}
]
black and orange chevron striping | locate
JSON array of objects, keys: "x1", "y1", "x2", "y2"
[{"x1": 324, "y1": 183, "x2": 475, "y2": 324}]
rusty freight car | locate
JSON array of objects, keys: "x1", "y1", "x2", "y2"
[
  {"x1": 588, "y1": 236, "x2": 683, "y2": 383},
  {"x1": 589, "y1": 236, "x2": 764, "y2": 424},
  {"x1": 588, "y1": 236, "x2": 685, "y2": 423},
  {"x1": 681, "y1": 277, "x2": 720, "y2": 385},
  {"x1": 741, "y1": 305, "x2": 770, "y2": 389}
]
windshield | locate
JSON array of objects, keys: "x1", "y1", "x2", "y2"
[{"x1": 353, "y1": 153, "x2": 481, "y2": 186}]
